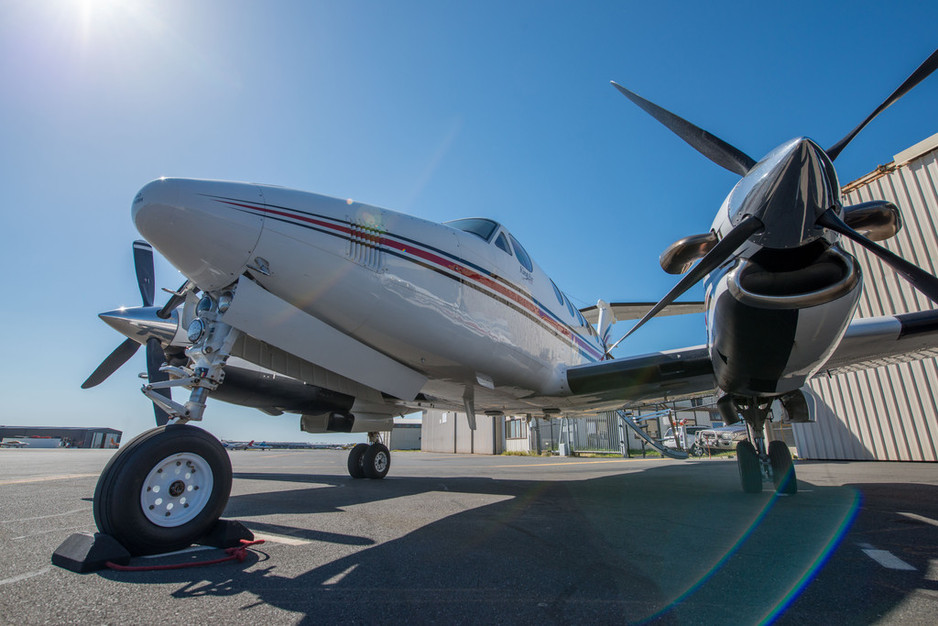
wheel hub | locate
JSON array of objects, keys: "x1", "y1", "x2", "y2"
[
  {"x1": 373, "y1": 451, "x2": 388, "y2": 473},
  {"x1": 140, "y1": 452, "x2": 214, "y2": 527}
]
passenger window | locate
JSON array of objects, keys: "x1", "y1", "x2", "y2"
[
  {"x1": 508, "y1": 234, "x2": 534, "y2": 273},
  {"x1": 494, "y1": 233, "x2": 513, "y2": 256},
  {"x1": 550, "y1": 280, "x2": 564, "y2": 306}
]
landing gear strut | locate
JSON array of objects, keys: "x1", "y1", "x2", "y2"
[
  {"x1": 347, "y1": 433, "x2": 391, "y2": 479},
  {"x1": 733, "y1": 397, "x2": 797, "y2": 495},
  {"x1": 93, "y1": 290, "x2": 240, "y2": 555}
]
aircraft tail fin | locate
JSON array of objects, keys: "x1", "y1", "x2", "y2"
[{"x1": 596, "y1": 299, "x2": 615, "y2": 356}]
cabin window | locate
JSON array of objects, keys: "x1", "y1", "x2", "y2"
[
  {"x1": 445, "y1": 218, "x2": 498, "y2": 242},
  {"x1": 508, "y1": 234, "x2": 534, "y2": 272},
  {"x1": 494, "y1": 232, "x2": 513, "y2": 256},
  {"x1": 550, "y1": 280, "x2": 564, "y2": 306}
]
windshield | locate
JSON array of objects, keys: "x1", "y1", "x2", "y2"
[{"x1": 445, "y1": 218, "x2": 498, "y2": 242}]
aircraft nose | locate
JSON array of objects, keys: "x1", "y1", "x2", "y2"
[{"x1": 132, "y1": 178, "x2": 266, "y2": 292}]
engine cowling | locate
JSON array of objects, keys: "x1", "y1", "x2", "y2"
[{"x1": 707, "y1": 245, "x2": 861, "y2": 396}]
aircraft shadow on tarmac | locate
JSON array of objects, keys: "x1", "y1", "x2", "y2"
[{"x1": 97, "y1": 462, "x2": 938, "y2": 624}]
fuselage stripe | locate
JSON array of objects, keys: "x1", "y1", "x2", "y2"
[{"x1": 209, "y1": 196, "x2": 604, "y2": 362}]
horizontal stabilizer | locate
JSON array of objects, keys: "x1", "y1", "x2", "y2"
[{"x1": 580, "y1": 301, "x2": 705, "y2": 325}]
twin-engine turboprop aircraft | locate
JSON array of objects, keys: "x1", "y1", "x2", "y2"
[{"x1": 84, "y1": 48, "x2": 938, "y2": 556}]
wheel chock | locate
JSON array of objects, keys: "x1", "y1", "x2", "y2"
[
  {"x1": 197, "y1": 519, "x2": 254, "y2": 549},
  {"x1": 51, "y1": 532, "x2": 131, "y2": 574}
]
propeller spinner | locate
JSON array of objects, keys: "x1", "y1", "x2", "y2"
[{"x1": 82, "y1": 240, "x2": 181, "y2": 426}]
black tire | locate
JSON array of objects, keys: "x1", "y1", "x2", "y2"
[
  {"x1": 736, "y1": 440, "x2": 762, "y2": 493},
  {"x1": 347, "y1": 443, "x2": 369, "y2": 479},
  {"x1": 362, "y1": 443, "x2": 391, "y2": 479},
  {"x1": 768, "y1": 440, "x2": 797, "y2": 494},
  {"x1": 93, "y1": 424, "x2": 232, "y2": 556}
]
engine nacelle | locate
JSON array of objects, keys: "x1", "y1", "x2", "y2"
[{"x1": 708, "y1": 245, "x2": 861, "y2": 397}]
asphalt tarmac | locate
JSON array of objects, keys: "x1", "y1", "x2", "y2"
[{"x1": 1, "y1": 448, "x2": 936, "y2": 624}]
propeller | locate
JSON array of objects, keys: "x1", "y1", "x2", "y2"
[
  {"x1": 608, "y1": 216, "x2": 763, "y2": 351},
  {"x1": 82, "y1": 240, "x2": 177, "y2": 426},
  {"x1": 610, "y1": 81, "x2": 756, "y2": 177},
  {"x1": 610, "y1": 47, "x2": 938, "y2": 347},
  {"x1": 827, "y1": 48, "x2": 938, "y2": 162},
  {"x1": 817, "y1": 208, "x2": 938, "y2": 304}
]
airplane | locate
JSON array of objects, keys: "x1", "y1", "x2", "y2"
[
  {"x1": 82, "y1": 48, "x2": 938, "y2": 556},
  {"x1": 221, "y1": 440, "x2": 270, "y2": 450}
]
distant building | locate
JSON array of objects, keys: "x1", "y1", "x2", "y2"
[{"x1": 0, "y1": 426, "x2": 121, "y2": 449}]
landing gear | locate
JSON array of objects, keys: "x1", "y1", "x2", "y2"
[
  {"x1": 346, "y1": 434, "x2": 391, "y2": 480},
  {"x1": 93, "y1": 425, "x2": 232, "y2": 555},
  {"x1": 730, "y1": 396, "x2": 798, "y2": 495},
  {"x1": 735, "y1": 440, "x2": 762, "y2": 493},
  {"x1": 768, "y1": 440, "x2": 797, "y2": 494}
]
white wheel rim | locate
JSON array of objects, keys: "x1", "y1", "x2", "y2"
[
  {"x1": 373, "y1": 451, "x2": 388, "y2": 473},
  {"x1": 140, "y1": 452, "x2": 214, "y2": 527}
]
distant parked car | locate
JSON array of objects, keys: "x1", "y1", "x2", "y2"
[
  {"x1": 661, "y1": 425, "x2": 709, "y2": 451},
  {"x1": 0, "y1": 439, "x2": 28, "y2": 448},
  {"x1": 697, "y1": 424, "x2": 749, "y2": 450}
]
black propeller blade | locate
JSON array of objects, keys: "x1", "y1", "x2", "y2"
[
  {"x1": 81, "y1": 338, "x2": 140, "y2": 389},
  {"x1": 611, "y1": 81, "x2": 757, "y2": 177},
  {"x1": 818, "y1": 209, "x2": 938, "y2": 303},
  {"x1": 827, "y1": 47, "x2": 938, "y2": 161},
  {"x1": 146, "y1": 337, "x2": 171, "y2": 426},
  {"x1": 133, "y1": 240, "x2": 155, "y2": 307},
  {"x1": 616, "y1": 216, "x2": 764, "y2": 346}
]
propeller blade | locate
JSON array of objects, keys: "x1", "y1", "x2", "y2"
[
  {"x1": 81, "y1": 338, "x2": 140, "y2": 389},
  {"x1": 146, "y1": 337, "x2": 171, "y2": 426},
  {"x1": 611, "y1": 81, "x2": 757, "y2": 177},
  {"x1": 613, "y1": 216, "x2": 764, "y2": 348},
  {"x1": 818, "y1": 209, "x2": 938, "y2": 303},
  {"x1": 157, "y1": 279, "x2": 192, "y2": 319},
  {"x1": 827, "y1": 47, "x2": 938, "y2": 161},
  {"x1": 133, "y1": 240, "x2": 156, "y2": 307}
]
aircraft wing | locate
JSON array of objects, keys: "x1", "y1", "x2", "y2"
[
  {"x1": 816, "y1": 309, "x2": 938, "y2": 376},
  {"x1": 566, "y1": 310, "x2": 938, "y2": 407},
  {"x1": 566, "y1": 345, "x2": 715, "y2": 405},
  {"x1": 579, "y1": 301, "x2": 705, "y2": 324}
]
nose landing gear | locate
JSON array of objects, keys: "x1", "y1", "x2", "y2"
[{"x1": 732, "y1": 397, "x2": 798, "y2": 495}]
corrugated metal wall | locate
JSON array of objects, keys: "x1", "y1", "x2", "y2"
[{"x1": 796, "y1": 134, "x2": 938, "y2": 461}]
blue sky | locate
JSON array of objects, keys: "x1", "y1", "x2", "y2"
[{"x1": 1, "y1": 0, "x2": 936, "y2": 443}]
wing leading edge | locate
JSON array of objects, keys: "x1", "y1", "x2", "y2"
[{"x1": 566, "y1": 310, "x2": 938, "y2": 406}]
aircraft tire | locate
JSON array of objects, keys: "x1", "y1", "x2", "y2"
[
  {"x1": 768, "y1": 440, "x2": 797, "y2": 494},
  {"x1": 347, "y1": 443, "x2": 369, "y2": 479},
  {"x1": 362, "y1": 443, "x2": 391, "y2": 479},
  {"x1": 93, "y1": 424, "x2": 232, "y2": 556},
  {"x1": 735, "y1": 440, "x2": 762, "y2": 493}
]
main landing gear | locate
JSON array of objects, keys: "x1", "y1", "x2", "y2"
[
  {"x1": 347, "y1": 433, "x2": 391, "y2": 479},
  {"x1": 93, "y1": 290, "x2": 240, "y2": 555},
  {"x1": 733, "y1": 398, "x2": 797, "y2": 495}
]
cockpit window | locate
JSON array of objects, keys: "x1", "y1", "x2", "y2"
[
  {"x1": 508, "y1": 234, "x2": 534, "y2": 272},
  {"x1": 446, "y1": 218, "x2": 498, "y2": 242},
  {"x1": 494, "y1": 232, "x2": 513, "y2": 256}
]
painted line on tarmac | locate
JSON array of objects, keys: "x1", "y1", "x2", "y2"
[
  {"x1": 250, "y1": 531, "x2": 312, "y2": 546},
  {"x1": 898, "y1": 511, "x2": 938, "y2": 528},
  {"x1": 0, "y1": 567, "x2": 51, "y2": 587},
  {"x1": 859, "y1": 543, "x2": 917, "y2": 571},
  {"x1": 0, "y1": 474, "x2": 98, "y2": 486},
  {"x1": 490, "y1": 459, "x2": 636, "y2": 468}
]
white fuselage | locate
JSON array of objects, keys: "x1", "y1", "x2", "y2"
[{"x1": 133, "y1": 179, "x2": 605, "y2": 414}]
